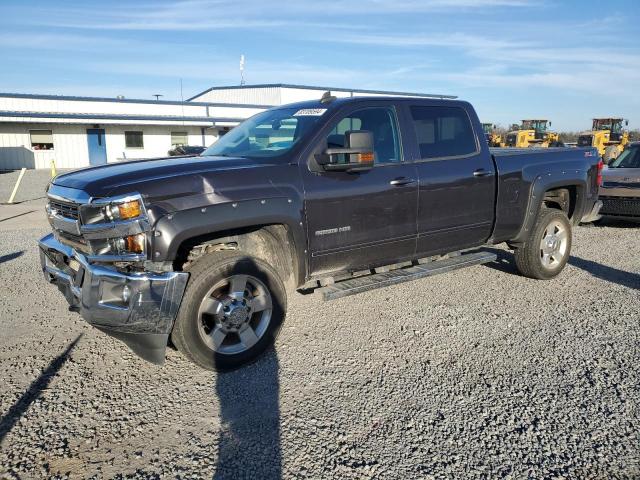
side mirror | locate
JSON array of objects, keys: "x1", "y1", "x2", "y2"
[{"x1": 316, "y1": 130, "x2": 374, "y2": 172}]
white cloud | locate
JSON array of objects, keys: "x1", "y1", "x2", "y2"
[{"x1": 24, "y1": 0, "x2": 534, "y2": 31}]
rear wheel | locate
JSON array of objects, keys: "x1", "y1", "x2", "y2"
[
  {"x1": 172, "y1": 251, "x2": 286, "y2": 371},
  {"x1": 514, "y1": 208, "x2": 572, "y2": 280}
]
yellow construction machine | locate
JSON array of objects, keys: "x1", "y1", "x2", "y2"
[
  {"x1": 505, "y1": 119, "x2": 561, "y2": 148},
  {"x1": 481, "y1": 123, "x2": 505, "y2": 147},
  {"x1": 577, "y1": 118, "x2": 629, "y2": 163}
]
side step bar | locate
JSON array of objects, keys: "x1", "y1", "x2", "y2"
[{"x1": 317, "y1": 251, "x2": 497, "y2": 301}]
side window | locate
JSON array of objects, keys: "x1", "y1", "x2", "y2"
[
  {"x1": 410, "y1": 106, "x2": 477, "y2": 159},
  {"x1": 326, "y1": 107, "x2": 400, "y2": 164}
]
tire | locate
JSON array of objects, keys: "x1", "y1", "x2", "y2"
[
  {"x1": 171, "y1": 251, "x2": 287, "y2": 371},
  {"x1": 603, "y1": 145, "x2": 620, "y2": 164},
  {"x1": 514, "y1": 208, "x2": 572, "y2": 280}
]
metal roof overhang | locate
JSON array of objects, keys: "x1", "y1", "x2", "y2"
[{"x1": 0, "y1": 111, "x2": 246, "y2": 126}]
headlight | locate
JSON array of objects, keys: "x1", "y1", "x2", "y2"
[
  {"x1": 109, "y1": 233, "x2": 146, "y2": 255},
  {"x1": 80, "y1": 194, "x2": 146, "y2": 226},
  {"x1": 105, "y1": 199, "x2": 142, "y2": 221}
]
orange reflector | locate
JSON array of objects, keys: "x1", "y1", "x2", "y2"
[
  {"x1": 117, "y1": 200, "x2": 141, "y2": 219},
  {"x1": 358, "y1": 152, "x2": 374, "y2": 163},
  {"x1": 124, "y1": 233, "x2": 145, "y2": 254}
]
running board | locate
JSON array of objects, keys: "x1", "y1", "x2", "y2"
[{"x1": 317, "y1": 251, "x2": 497, "y2": 301}]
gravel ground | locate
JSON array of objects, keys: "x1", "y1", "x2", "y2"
[{"x1": 0, "y1": 205, "x2": 638, "y2": 479}]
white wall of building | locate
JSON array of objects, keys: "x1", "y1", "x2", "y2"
[
  {"x1": 190, "y1": 86, "x2": 281, "y2": 105},
  {"x1": 105, "y1": 125, "x2": 216, "y2": 162},
  {"x1": 0, "y1": 123, "x2": 221, "y2": 170}
]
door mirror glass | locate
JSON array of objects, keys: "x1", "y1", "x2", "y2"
[{"x1": 316, "y1": 130, "x2": 375, "y2": 172}]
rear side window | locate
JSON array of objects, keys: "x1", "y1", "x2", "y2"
[{"x1": 410, "y1": 106, "x2": 478, "y2": 159}]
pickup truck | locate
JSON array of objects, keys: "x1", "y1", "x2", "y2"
[
  {"x1": 598, "y1": 142, "x2": 640, "y2": 220},
  {"x1": 39, "y1": 95, "x2": 603, "y2": 370}
]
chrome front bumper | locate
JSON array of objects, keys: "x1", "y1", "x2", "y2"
[{"x1": 39, "y1": 233, "x2": 188, "y2": 364}]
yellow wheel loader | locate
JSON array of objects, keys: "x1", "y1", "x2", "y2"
[
  {"x1": 481, "y1": 123, "x2": 505, "y2": 147},
  {"x1": 577, "y1": 118, "x2": 629, "y2": 163},
  {"x1": 505, "y1": 120, "x2": 561, "y2": 148}
]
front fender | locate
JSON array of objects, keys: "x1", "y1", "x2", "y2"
[{"x1": 151, "y1": 196, "x2": 307, "y2": 282}]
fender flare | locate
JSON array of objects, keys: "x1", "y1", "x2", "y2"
[{"x1": 151, "y1": 197, "x2": 307, "y2": 286}]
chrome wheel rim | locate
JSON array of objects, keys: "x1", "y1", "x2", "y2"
[
  {"x1": 539, "y1": 219, "x2": 568, "y2": 269},
  {"x1": 197, "y1": 274, "x2": 272, "y2": 355}
]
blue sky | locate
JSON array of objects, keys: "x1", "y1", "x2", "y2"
[{"x1": 1, "y1": 0, "x2": 638, "y2": 131}]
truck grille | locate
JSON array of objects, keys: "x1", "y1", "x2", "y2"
[
  {"x1": 49, "y1": 199, "x2": 80, "y2": 220},
  {"x1": 600, "y1": 197, "x2": 640, "y2": 217}
]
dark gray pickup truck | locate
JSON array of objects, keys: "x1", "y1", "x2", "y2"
[{"x1": 39, "y1": 95, "x2": 603, "y2": 370}]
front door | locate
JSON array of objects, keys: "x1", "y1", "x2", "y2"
[
  {"x1": 87, "y1": 128, "x2": 107, "y2": 166},
  {"x1": 404, "y1": 103, "x2": 496, "y2": 256},
  {"x1": 301, "y1": 104, "x2": 418, "y2": 277}
]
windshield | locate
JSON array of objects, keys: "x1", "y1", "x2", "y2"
[
  {"x1": 609, "y1": 147, "x2": 640, "y2": 168},
  {"x1": 202, "y1": 107, "x2": 327, "y2": 158}
]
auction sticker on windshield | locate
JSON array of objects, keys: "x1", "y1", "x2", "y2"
[{"x1": 293, "y1": 108, "x2": 327, "y2": 116}]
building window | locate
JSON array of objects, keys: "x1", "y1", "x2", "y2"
[
  {"x1": 171, "y1": 131, "x2": 188, "y2": 146},
  {"x1": 30, "y1": 130, "x2": 54, "y2": 150},
  {"x1": 125, "y1": 131, "x2": 144, "y2": 148}
]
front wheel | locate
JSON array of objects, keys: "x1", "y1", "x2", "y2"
[
  {"x1": 514, "y1": 208, "x2": 572, "y2": 280},
  {"x1": 171, "y1": 251, "x2": 287, "y2": 371}
]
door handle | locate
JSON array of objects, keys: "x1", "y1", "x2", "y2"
[
  {"x1": 473, "y1": 169, "x2": 493, "y2": 177},
  {"x1": 390, "y1": 177, "x2": 416, "y2": 186}
]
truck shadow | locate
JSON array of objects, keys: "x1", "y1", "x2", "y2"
[
  {"x1": 213, "y1": 350, "x2": 281, "y2": 479},
  {"x1": 0, "y1": 334, "x2": 82, "y2": 445},
  {"x1": 481, "y1": 248, "x2": 640, "y2": 290},
  {"x1": 591, "y1": 218, "x2": 640, "y2": 229},
  {"x1": 567, "y1": 256, "x2": 640, "y2": 290},
  {"x1": 0, "y1": 251, "x2": 23, "y2": 264}
]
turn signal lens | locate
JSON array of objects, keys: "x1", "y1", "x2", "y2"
[
  {"x1": 117, "y1": 200, "x2": 142, "y2": 219},
  {"x1": 124, "y1": 233, "x2": 145, "y2": 254},
  {"x1": 358, "y1": 152, "x2": 374, "y2": 163}
]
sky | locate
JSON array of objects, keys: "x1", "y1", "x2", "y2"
[{"x1": 0, "y1": 0, "x2": 638, "y2": 131}]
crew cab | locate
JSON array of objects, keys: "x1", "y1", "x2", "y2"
[{"x1": 39, "y1": 95, "x2": 602, "y2": 370}]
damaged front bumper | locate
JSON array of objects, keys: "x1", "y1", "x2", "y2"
[{"x1": 39, "y1": 233, "x2": 188, "y2": 364}]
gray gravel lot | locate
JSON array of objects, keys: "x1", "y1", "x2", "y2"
[{"x1": 0, "y1": 202, "x2": 638, "y2": 479}]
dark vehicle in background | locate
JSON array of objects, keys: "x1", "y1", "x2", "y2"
[
  {"x1": 168, "y1": 145, "x2": 207, "y2": 156},
  {"x1": 599, "y1": 142, "x2": 640, "y2": 220},
  {"x1": 39, "y1": 95, "x2": 602, "y2": 371}
]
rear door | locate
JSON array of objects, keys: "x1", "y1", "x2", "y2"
[
  {"x1": 402, "y1": 102, "x2": 496, "y2": 256},
  {"x1": 301, "y1": 102, "x2": 418, "y2": 277}
]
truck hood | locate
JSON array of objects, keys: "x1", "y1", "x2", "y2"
[{"x1": 52, "y1": 155, "x2": 272, "y2": 198}]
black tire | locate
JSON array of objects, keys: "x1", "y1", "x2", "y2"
[
  {"x1": 171, "y1": 251, "x2": 287, "y2": 371},
  {"x1": 514, "y1": 208, "x2": 572, "y2": 280}
]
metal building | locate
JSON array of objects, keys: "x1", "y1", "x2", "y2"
[{"x1": 0, "y1": 84, "x2": 449, "y2": 170}]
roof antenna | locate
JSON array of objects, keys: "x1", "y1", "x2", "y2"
[
  {"x1": 320, "y1": 91, "x2": 336, "y2": 104},
  {"x1": 240, "y1": 54, "x2": 246, "y2": 86}
]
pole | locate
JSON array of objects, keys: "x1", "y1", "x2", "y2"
[
  {"x1": 50, "y1": 159, "x2": 57, "y2": 178},
  {"x1": 7, "y1": 168, "x2": 26, "y2": 204}
]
